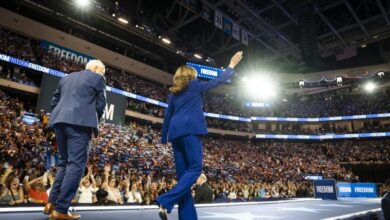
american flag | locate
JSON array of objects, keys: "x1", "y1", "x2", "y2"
[{"x1": 336, "y1": 45, "x2": 357, "y2": 61}]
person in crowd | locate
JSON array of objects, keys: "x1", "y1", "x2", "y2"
[
  {"x1": 78, "y1": 165, "x2": 98, "y2": 204},
  {"x1": 227, "y1": 186, "x2": 237, "y2": 200},
  {"x1": 193, "y1": 173, "x2": 213, "y2": 204},
  {"x1": 26, "y1": 176, "x2": 48, "y2": 204},
  {"x1": 0, "y1": 166, "x2": 24, "y2": 205},
  {"x1": 104, "y1": 165, "x2": 123, "y2": 205},
  {"x1": 92, "y1": 182, "x2": 116, "y2": 206},
  {"x1": 125, "y1": 181, "x2": 143, "y2": 204}
]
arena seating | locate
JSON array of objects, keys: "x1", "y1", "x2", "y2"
[
  {"x1": 1, "y1": 28, "x2": 390, "y2": 132},
  {"x1": 0, "y1": 90, "x2": 389, "y2": 206},
  {"x1": 0, "y1": 27, "x2": 389, "y2": 207}
]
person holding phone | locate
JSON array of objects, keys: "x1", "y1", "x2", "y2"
[{"x1": 156, "y1": 51, "x2": 243, "y2": 220}]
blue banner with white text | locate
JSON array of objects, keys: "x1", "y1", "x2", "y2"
[
  {"x1": 304, "y1": 174, "x2": 323, "y2": 181},
  {"x1": 337, "y1": 182, "x2": 353, "y2": 197},
  {"x1": 338, "y1": 182, "x2": 377, "y2": 198},
  {"x1": 40, "y1": 40, "x2": 95, "y2": 64},
  {"x1": 314, "y1": 179, "x2": 337, "y2": 200},
  {"x1": 256, "y1": 132, "x2": 390, "y2": 140},
  {"x1": 186, "y1": 62, "x2": 228, "y2": 81}
]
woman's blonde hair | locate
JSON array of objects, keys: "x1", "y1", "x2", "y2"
[{"x1": 170, "y1": 65, "x2": 197, "y2": 94}]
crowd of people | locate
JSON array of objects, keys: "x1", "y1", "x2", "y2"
[
  {"x1": 203, "y1": 92, "x2": 390, "y2": 118},
  {"x1": 0, "y1": 29, "x2": 36, "y2": 62},
  {"x1": 0, "y1": 62, "x2": 40, "y2": 87},
  {"x1": 0, "y1": 90, "x2": 388, "y2": 207},
  {"x1": 3, "y1": 28, "x2": 390, "y2": 134},
  {"x1": 324, "y1": 140, "x2": 390, "y2": 163},
  {"x1": 1, "y1": 28, "x2": 390, "y2": 123},
  {"x1": 253, "y1": 121, "x2": 390, "y2": 135}
]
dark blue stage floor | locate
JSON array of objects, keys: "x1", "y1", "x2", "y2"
[{"x1": 0, "y1": 198, "x2": 383, "y2": 220}]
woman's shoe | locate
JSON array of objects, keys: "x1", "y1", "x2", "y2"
[{"x1": 158, "y1": 206, "x2": 168, "y2": 220}]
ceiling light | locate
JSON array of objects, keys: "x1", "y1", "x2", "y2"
[
  {"x1": 161, "y1": 37, "x2": 171, "y2": 44},
  {"x1": 74, "y1": 0, "x2": 91, "y2": 8},
  {"x1": 364, "y1": 82, "x2": 376, "y2": 92},
  {"x1": 118, "y1": 17, "x2": 128, "y2": 24},
  {"x1": 194, "y1": 53, "x2": 202, "y2": 59},
  {"x1": 299, "y1": 80, "x2": 304, "y2": 88}
]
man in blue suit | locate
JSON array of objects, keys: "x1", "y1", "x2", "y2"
[
  {"x1": 43, "y1": 60, "x2": 106, "y2": 220},
  {"x1": 156, "y1": 51, "x2": 243, "y2": 220}
]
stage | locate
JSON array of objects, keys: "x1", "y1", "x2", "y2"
[{"x1": 0, "y1": 198, "x2": 383, "y2": 220}]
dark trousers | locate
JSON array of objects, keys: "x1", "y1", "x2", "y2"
[
  {"x1": 156, "y1": 135, "x2": 202, "y2": 220},
  {"x1": 48, "y1": 123, "x2": 91, "y2": 214}
]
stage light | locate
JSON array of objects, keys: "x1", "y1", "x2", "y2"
[
  {"x1": 244, "y1": 75, "x2": 277, "y2": 100},
  {"x1": 378, "y1": 71, "x2": 385, "y2": 78},
  {"x1": 361, "y1": 44, "x2": 367, "y2": 48},
  {"x1": 74, "y1": 0, "x2": 91, "y2": 8},
  {"x1": 118, "y1": 17, "x2": 129, "y2": 24},
  {"x1": 299, "y1": 80, "x2": 304, "y2": 88},
  {"x1": 118, "y1": 17, "x2": 128, "y2": 24},
  {"x1": 112, "y1": 13, "x2": 116, "y2": 17},
  {"x1": 206, "y1": 57, "x2": 215, "y2": 63},
  {"x1": 336, "y1": 76, "x2": 342, "y2": 86},
  {"x1": 161, "y1": 37, "x2": 171, "y2": 44},
  {"x1": 364, "y1": 82, "x2": 376, "y2": 92},
  {"x1": 194, "y1": 53, "x2": 202, "y2": 59}
]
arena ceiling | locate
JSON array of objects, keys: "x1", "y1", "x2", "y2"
[{"x1": 2, "y1": 0, "x2": 390, "y2": 74}]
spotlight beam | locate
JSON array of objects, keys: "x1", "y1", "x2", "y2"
[{"x1": 74, "y1": 0, "x2": 91, "y2": 8}]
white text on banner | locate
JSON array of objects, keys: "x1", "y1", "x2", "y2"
[
  {"x1": 232, "y1": 22, "x2": 240, "y2": 40},
  {"x1": 214, "y1": 10, "x2": 223, "y2": 29}
]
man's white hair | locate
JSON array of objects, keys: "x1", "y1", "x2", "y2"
[{"x1": 85, "y1": 59, "x2": 105, "y2": 71}]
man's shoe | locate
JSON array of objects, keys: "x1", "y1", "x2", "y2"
[
  {"x1": 158, "y1": 207, "x2": 168, "y2": 220},
  {"x1": 49, "y1": 210, "x2": 81, "y2": 220},
  {"x1": 43, "y1": 203, "x2": 55, "y2": 215}
]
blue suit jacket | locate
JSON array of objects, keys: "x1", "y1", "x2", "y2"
[
  {"x1": 48, "y1": 69, "x2": 107, "y2": 135},
  {"x1": 161, "y1": 67, "x2": 234, "y2": 143}
]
